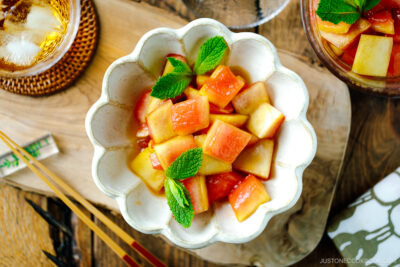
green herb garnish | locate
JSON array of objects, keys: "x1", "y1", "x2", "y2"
[
  {"x1": 193, "y1": 36, "x2": 227, "y2": 75},
  {"x1": 164, "y1": 148, "x2": 203, "y2": 227},
  {"x1": 166, "y1": 147, "x2": 203, "y2": 180},
  {"x1": 316, "y1": 0, "x2": 380, "y2": 25},
  {"x1": 150, "y1": 36, "x2": 228, "y2": 100},
  {"x1": 151, "y1": 73, "x2": 192, "y2": 100}
]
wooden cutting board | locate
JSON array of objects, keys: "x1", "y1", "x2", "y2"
[{"x1": 0, "y1": 0, "x2": 351, "y2": 266}]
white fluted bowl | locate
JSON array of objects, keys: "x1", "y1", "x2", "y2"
[{"x1": 85, "y1": 18, "x2": 317, "y2": 249}]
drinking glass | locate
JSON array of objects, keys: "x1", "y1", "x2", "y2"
[
  {"x1": 183, "y1": 0, "x2": 290, "y2": 29},
  {"x1": 0, "y1": 0, "x2": 80, "y2": 77}
]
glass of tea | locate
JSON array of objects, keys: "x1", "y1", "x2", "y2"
[{"x1": 0, "y1": 0, "x2": 80, "y2": 77}]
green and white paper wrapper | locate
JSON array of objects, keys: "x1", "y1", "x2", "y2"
[
  {"x1": 0, "y1": 134, "x2": 58, "y2": 178},
  {"x1": 328, "y1": 167, "x2": 400, "y2": 267}
]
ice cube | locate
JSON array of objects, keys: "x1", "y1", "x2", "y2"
[
  {"x1": 25, "y1": 5, "x2": 63, "y2": 33},
  {"x1": 0, "y1": 37, "x2": 40, "y2": 66}
]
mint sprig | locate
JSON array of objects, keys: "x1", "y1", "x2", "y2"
[
  {"x1": 164, "y1": 148, "x2": 203, "y2": 228},
  {"x1": 151, "y1": 36, "x2": 228, "y2": 100},
  {"x1": 166, "y1": 178, "x2": 190, "y2": 208},
  {"x1": 165, "y1": 178, "x2": 194, "y2": 228},
  {"x1": 167, "y1": 57, "x2": 192, "y2": 74},
  {"x1": 166, "y1": 148, "x2": 203, "y2": 180},
  {"x1": 151, "y1": 58, "x2": 192, "y2": 99},
  {"x1": 151, "y1": 73, "x2": 192, "y2": 99},
  {"x1": 316, "y1": 0, "x2": 380, "y2": 25},
  {"x1": 194, "y1": 36, "x2": 227, "y2": 75},
  {"x1": 364, "y1": 0, "x2": 380, "y2": 11}
]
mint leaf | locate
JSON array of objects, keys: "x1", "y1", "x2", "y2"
[
  {"x1": 351, "y1": 0, "x2": 363, "y2": 8},
  {"x1": 194, "y1": 36, "x2": 227, "y2": 75},
  {"x1": 164, "y1": 177, "x2": 194, "y2": 228},
  {"x1": 151, "y1": 57, "x2": 193, "y2": 99},
  {"x1": 316, "y1": 0, "x2": 360, "y2": 25},
  {"x1": 151, "y1": 73, "x2": 191, "y2": 99},
  {"x1": 167, "y1": 57, "x2": 192, "y2": 75},
  {"x1": 165, "y1": 148, "x2": 203, "y2": 180},
  {"x1": 364, "y1": 0, "x2": 380, "y2": 11},
  {"x1": 168, "y1": 178, "x2": 189, "y2": 208}
]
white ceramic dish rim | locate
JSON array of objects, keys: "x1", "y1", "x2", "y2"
[{"x1": 85, "y1": 18, "x2": 317, "y2": 249}]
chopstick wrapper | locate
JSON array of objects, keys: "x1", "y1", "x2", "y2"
[
  {"x1": 0, "y1": 134, "x2": 59, "y2": 178},
  {"x1": 327, "y1": 167, "x2": 400, "y2": 267}
]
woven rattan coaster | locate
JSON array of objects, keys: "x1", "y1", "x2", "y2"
[{"x1": 0, "y1": 0, "x2": 98, "y2": 96}]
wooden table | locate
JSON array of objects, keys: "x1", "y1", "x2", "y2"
[{"x1": 1, "y1": 0, "x2": 399, "y2": 266}]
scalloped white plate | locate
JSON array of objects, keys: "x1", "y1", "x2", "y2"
[{"x1": 85, "y1": 18, "x2": 317, "y2": 249}]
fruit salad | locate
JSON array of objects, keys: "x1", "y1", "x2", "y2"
[
  {"x1": 129, "y1": 36, "x2": 285, "y2": 228},
  {"x1": 312, "y1": 0, "x2": 400, "y2": 77}
]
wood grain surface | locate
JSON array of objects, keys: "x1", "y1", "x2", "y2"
[
  {"x1": 0, "y1": 0, "x2": 399, "y2": 267},
  {"x1": 0, "y1": 186, "x2": 54, "y2": 266}
]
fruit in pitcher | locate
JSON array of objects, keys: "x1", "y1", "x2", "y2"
[
  {"x1": 131, "y1": 148, "x2": 165, "y2": 192},
  {"x1": 171, "y1": 96, "x2": 210, "y2": 135},
  {"x1": 381, "y1": 0, "x2": 400, "y2": 9},
  {"x1": 203, "y1": 120, "x2": 251, "y2": 163},
  {"x1": 153, "y1": 135, "x2": 197, "y2": 169},
  {"x1": 146, "y1": 100, "x2": 176, "y2": 143},
  {"x1": 194, "y1": 134, "x2": 232, "y2": 175},
  {"x1": 314, "y1": 0, "x2": 400, "y2": 78},
  {"x1": 207, "y1": 171, "x2": 243, "y2": 203},
  {"x1": 329, "y1": 43, "x2": 344, "y2": 56},
  {"x1": 388, "y1": 43, "x2": 400, "y2": 76},
  {"x1": 352, "y1": 35, "x2": 393, "y2": 77},
  {"x1": 368, "y1": 10, "x2": 395, "y2": 34},
  {"x1": 183, "y1": 175, "x2": 209, "y2": 214},
  {"x1": 247, "y1": 103, "x2": 285, "y2": 139},
  {"x1": 232, "y1": 82, "x2": 270, "y2": 114},
  {"x1": 320, "y1": 19, "x2": 371, "y2": 49},
  {"x1": 341, "y1": 43, "x2": 358, "y2": 66},
  {"x1": 228, "y1": 175, "x2": 270, "y2": 222},
  {"x1": 200, "y1": 65, "x2": 245, "y2": 108},
  {"x1": 233, "y1": 139, "x2": 274, "y2": 179},
  {"x1": 317, "y1": 17, "x2": 351, "y2": 34}
]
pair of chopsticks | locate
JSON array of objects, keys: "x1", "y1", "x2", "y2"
[{"x1": 0, "y1": 130, "x2": 166, "y2": 267}]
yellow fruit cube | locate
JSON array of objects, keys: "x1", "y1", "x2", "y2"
[
  {"x1": 320, "y1": 19, "x2": 371, "y2": 49},
  {"x1": 233, "y1": 139, "x2": 274, "y2": 179},
  {"x1": 130, "y1": 148, "x2": 165, "y2": 192},
  {"x1": 146, "y1": 96, "x2": 165, "y2": 116},
  {"x1": 153, "y1": 135, "x2": 197, "y2": 169},
  {"x1": 194, "y1": 135, "x2": 232, "y2": 175},
  {"x1": 196, "y1": 75, "x2": 210, "y2": 89},
  {"x1": 184, "y1": 86, "x2": 202, "y2": 99},
  {"x1": 147, "y1": 100, "x2": 176, "y2": 143},
  {"x1": 318, "y1": 17, "x2": 351, "y2": 34},
  {"x1": 352, "y1": 35, "x2": 393, "y2": 77},
  {"x1": 247, "y1": 103, "x2": 285, "y2": 139},
  {"x1": 210, "y1": 114, "x2": 248, "y2": 127},
  {"x1": 232, "y1": 82, "x2": 270, "y2": 114},
  {"x1": 182, "y1": 175, "x2": 209, "y2": 214},
  {"x1": 329, "y1": 43, "x2": 343, "y2": 56}
]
